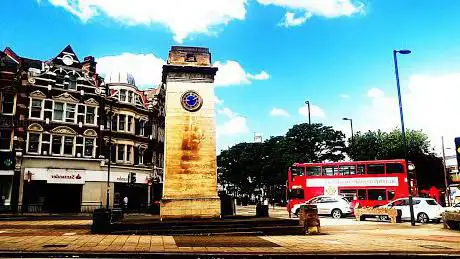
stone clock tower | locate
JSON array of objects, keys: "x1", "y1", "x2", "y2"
[{"x1": 160, "y1": 46, "x2": 220, "y2": 219}]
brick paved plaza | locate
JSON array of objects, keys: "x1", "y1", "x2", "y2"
[{"x1": 0, "y1": 207, "x2": 458, "y2": 257}]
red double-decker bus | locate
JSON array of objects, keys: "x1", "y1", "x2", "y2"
[{"x1": 286, "y1": 159, "x2": 417, "y2": 213}]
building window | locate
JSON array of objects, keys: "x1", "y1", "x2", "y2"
[
  {"x1": 119, "y1": 115, "x2": 125, "y2": 131},
  {"x1": 112, "y1": 114, "x2": 118, "y2": 131},
  {"x1": 86, "y1": 106, "x2": 95, "y2": 124},
  {"x1": 120, "y1": 90, "x2": 126, "y2": 102},
  {"x1": 27, "y1": 133, "x2": 41, "y2": 153},
  {"x1": 128, "y1": 91, "x2": 133, "y2": 103},
  {"x1": 1, "y1": 93, "x2": 15, "y2": 115},
  {"x1": 30, "y1": 99, "x2": 42, "y2": 119},
  {"x1": 65, "y1": 103, "x2": 76, "y2": 123},
  {"x1": 139, "y1": 121, "x2": 145, "y2": 136},
  {"x1": 52, "y1": 135, "x2": 62, "y2": 154},
  {"x1": 127, "y1": 116, "x2": 132, "y2": 132},
  {"x1": 117, "y1": 144, "x2": 125, "y2": 161},
  {"x1": 0, "y1": 130, "x2": 12, "y2": 151},
  {"x1": 68, "y1": 77, "x2": 77, "y2": 90},
  {"x1": 84, "y1": 138, "x2": 94, "y2": 157},
  {"x1": 126, "y1": 145, "x2": 131, "y2": 162},
  {"x1": 53, "y1": 102, "x2": 64, "y2": 121},
  {"x1": 63, "y1": 136, "x2": 74, "y2": 155},
  {"x1": 138, "y1": 149, "x2": 144, "y2": 165}
]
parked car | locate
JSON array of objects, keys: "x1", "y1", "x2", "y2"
[
  {"x1": 379, "y1": 197, "x2": 444, "y2": 223},
  {"x1": 444, "y1": 202, "x2": 460, "y2": 212},
  {"x1": 291, "y1": 195, "x2": 352, "y2": 219}
]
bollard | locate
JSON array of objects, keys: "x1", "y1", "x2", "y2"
[
  {"x1": 299, "y1": 205, "x2": 320, "y2": 234},
  {"x1": 91, "y1": 208, "x2": 111, "y2": 234}
]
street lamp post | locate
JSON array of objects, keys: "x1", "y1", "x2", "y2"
[
  {"x1": 393, "y1": 49, "x2": 416, "y2": 226},
  {"x1": 106, "y1": 98, "x2": 113, "y2": 209},
  {"x1": 342, "y1": 117, "x2": 354, "y2": 146},
  {"x1": 441, "y1": 136, "x2": 452, "y2": 206},
  {"x1": 305, "y1": 101, "x2": 311, "y2": 125}
]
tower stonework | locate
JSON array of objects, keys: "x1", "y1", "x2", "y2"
[{"x1": 160, "y1": 46, "x2": 220, "y2": 219}]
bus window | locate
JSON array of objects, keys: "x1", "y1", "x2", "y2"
[
  {"x1": 339, "y1": 165, "x2": 356, "y2": 175},
  {"x1": 357, "y1": 189, "x2": 366, "y2": 200},
  {"x1": 387, "y1": 190, "x2": 395, "y2": 200},
  {"x1": 367, "y1": 164, "x2": 385, "y2": 174},
  {"x1": 357, "y1": 164, "x2": 365, "y2": 174},
  {"x1": 290, "y1": 167, "x2": 304, "y2": 180},
  {"x1": 306, "y1": 166, "x2": 321, "y2": 176},
  {"x1": 339, "y1": 189, "x2": 357, "y2": 201},
  {"x1": 323, "y1": 166, "x2": 338, "y2": 176},
  {"x1": 368, "y1": 189, "x2": 386, "y2": 200},
  {"x1": 386, "y1": 163, "x2": 404, "y2": 174},
  {"x1": 288, "y1": 189, "x2": 304, "y2": 199}
]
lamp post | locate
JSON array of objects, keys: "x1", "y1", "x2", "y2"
[
  {"x1": 342, "y1": 117, "x2": 354, "y2": 146},
  {"x1": 305, "y1": 101, "x2": 311, "y2": 125},
  {"x1": 441, "y1": 136, "x2": 452, "y2": 206},
  {"x1": 393, "y1": 49, "x2": 415, "y2": 226}
]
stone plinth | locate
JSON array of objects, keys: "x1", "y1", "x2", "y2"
[{"x1": 161, "y1": 46, "x2": 220, "y2": 220}]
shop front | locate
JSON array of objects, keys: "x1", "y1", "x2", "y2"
[
  {"x1": 0, "y1": 170, "x2": 14, "y2": 210},
  {"x1": 22, "y1": 168, "x2": 85, "y2": 213}
]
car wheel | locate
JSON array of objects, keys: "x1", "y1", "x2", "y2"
[
  {"x1": 417, "y1": 212, "x2": 429, "y2": 224},
  {"x1": 331, "y1": 209, "x2": 342, "y2": 219}
]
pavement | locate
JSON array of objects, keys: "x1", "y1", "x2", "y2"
[{"x1": 0, "y1": 206, "x2": 458, "y2": 257}]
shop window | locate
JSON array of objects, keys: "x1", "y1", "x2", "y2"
[
  {"x1": 53, "y1": 102, "x2": 64, "y2": 121},
  {"x1": 306, "y1": 166, "x2": 321, "y2": 176},
  {"x1": 368, "y1": 189, "x2": 386, "y2": 200},
  {"x1": 65, "y1": 104, "x2": 76, "y2": 123},
  {"x1": 0, "y1": 130, "x2": 12, "y2": 151},
  {"x1": 339, "y1": 165, "x2": 356, "y2": 175},
  {"x1": 1, "y1": 93, "x2": 15, "y2": 114},
  {"x1": 367, "y1": 164, "x2": 385, "y2": 174},
  {"x1": 30, "y1": 99, "x2": 42, "y2": 119},
  {"x1": 27, "y1": 133, "x2": 41, "y2": 153},
  {"x1": 386, "y1": 163, "x2": 404, "y2": 174},
  {"x1": 86, "y1": 106, "x2": 95, "y2": 124}
]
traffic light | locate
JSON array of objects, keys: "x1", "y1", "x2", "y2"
[{"x1": 129, "y1": 172, "x2": 136, "y2": 184}]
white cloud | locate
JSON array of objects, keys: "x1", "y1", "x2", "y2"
[
  {"x1": 214, "y1": 95, "x2": 224, "y2": 105},
  {"x1": 213, "y1": 60, "x2": 270, "y2": 87},
  {"x1": 257, "y1": 0, "x2": 364, "y2": 19},
  {"x1": 43, "y1": 0, "x2": 247, "y2": 43},
  {"x1": 270, "y1": 108, "x2": 290, "y2": 117},
  {"x1": 96, "y1": 53, "x2": 165, "y2": 88},
  {"x1": 357, "y1": 73, "x2": 460, "y2": 154},
  {"x1": 279, "y1": 12, "x2": 312, "y2": 27},
  {"x1": 340, "y1": 93, "x2": 351, "y2": 99},
  {"x1": 367, "y1": 87, "x2": 385, "y2": 98},
  {"x1": 298, "y1": 104, "x2": 326, "y2": 118},
  {"x1": 217, "y1": 107, "x2": 249, "y2": 136}
]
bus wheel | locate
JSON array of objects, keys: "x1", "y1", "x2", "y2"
[
  {"x1": 331, "y1": 209, "x2": 342, "y2": 219},
  {"x1": 417, "y1": 213, "x2": 429, "y2": 224}
]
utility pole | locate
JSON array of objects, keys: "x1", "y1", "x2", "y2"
[{"x1": 442, "y1": 136, "x2": 451, "y2": 206}]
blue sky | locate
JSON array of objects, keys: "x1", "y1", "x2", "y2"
[{"x1": 2, "y1": 0, "x2": 460, "y2": 155}]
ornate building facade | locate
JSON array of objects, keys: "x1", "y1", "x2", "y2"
[{"x1": 0, "y1": 45, "x2": 165, "y2": 213}]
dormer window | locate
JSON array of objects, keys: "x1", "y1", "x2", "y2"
[{"x1": 120, "y1": 90, "x2": 127, "y2": 102}]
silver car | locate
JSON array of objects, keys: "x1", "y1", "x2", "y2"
[{"x1": 291, "y1": 195, "x2": 353, "y2": 219}]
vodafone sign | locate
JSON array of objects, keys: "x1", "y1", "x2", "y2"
[{"x1": 47, "y1": 169, "x2": 85, "y2": 184}]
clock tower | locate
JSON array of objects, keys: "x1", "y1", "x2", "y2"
[{"x1": 160, "y1": 46, "x2": 220, "y2": 219}]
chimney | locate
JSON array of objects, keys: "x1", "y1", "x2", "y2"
[{"x1": 82, "y1": 56, "x2": 96, "y2": 76}]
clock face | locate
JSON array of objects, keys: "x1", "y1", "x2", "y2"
[
  {"x1": 62, "y1": 55, "x2": 74, "y2": 66},
  {"x1": 181, "y1": 90, "x2": 203, "y2": 112}
]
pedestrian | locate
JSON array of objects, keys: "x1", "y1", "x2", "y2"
[{"x1": 123, "y1": 196, "x2": 128, "y2": 211}]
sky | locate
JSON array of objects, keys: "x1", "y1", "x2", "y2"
[{"x1": 2, "y1": 0, "x2": 460, "y2": 157}]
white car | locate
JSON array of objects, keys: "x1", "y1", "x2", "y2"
[
  {"x1": 291, "y1": 195, "x2": 352, "y2": 219},
  {"x1": 380, "y1": 197, "x2": 444, "y2": 223},
  {"x1": 444, "y1": 202, "x2": 460, "y2": 212}
]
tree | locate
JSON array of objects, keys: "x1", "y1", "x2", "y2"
[{"x1": 348, "y1": 128, "x2": 444, "y2": 189}]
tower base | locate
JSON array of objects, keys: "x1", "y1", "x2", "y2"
[{"x1": 160, "y1": 197, "x2": 221, "y2": 220}]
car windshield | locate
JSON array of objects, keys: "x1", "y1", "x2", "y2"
[{"x1": 425, "y1": 199, "x2": 439, "y2": 206}]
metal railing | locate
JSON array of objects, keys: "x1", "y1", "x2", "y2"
[{"x1": 16, "y1": 201, "x2": 103, "y2": 214}]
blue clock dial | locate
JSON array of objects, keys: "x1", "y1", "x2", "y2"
[{"x1": 181, "y1": 90, "x2": 203, "y2": 112}]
